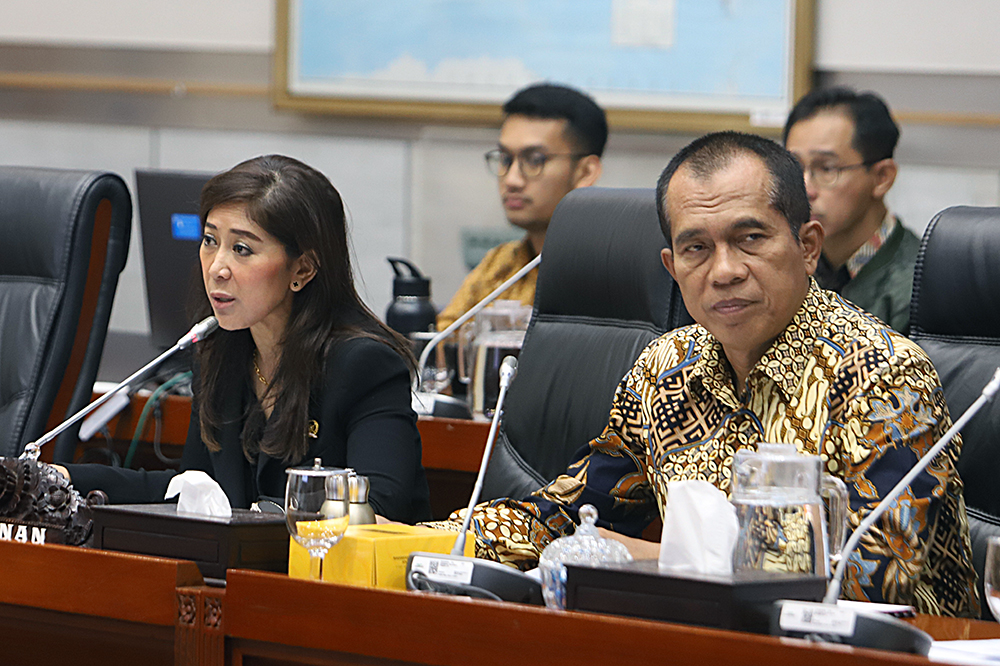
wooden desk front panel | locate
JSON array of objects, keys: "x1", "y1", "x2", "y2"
[
  {"x1": 4, "y1": 539, "x2": 1000, "y2": 666},
  {"x1": 225, "y1": 569, "x2": 946, "y2": 666},
  {"x1": 0, "y1": 540, "x2": 206, "y2": 666}
]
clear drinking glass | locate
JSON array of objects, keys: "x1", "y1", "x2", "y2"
[
  {"x1": 985, "y1": 536, "x2": 1000, "y2": 620},
  {"x1": 285, "y1": 459, "x2": 350, "y2": 581}
]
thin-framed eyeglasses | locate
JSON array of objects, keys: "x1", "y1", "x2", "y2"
[
  {"x1": 801, "y1": 160, "x2": 875, "y2": 188},
  {"x1": 484, "y1": 148, "x2": 585, "y2": 179}
]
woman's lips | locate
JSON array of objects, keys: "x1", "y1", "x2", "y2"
[{"x1": 210, "y1": 293, "x2": 235, "y2": 309}]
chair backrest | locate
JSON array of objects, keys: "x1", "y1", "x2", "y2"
[
  {"x1": 0, "y1": 167, "x2": 132, "y2": 460},
  {"x1": 909, "y1": 205, "x2": 1000, "y2": 618},
  {"x1": 483, "y1": 187, "x2": 692, "y2": 500}
]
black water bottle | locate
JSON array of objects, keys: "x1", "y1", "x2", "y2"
[{"x1": 385, "y1": 257, "x2": 436, "y2": 336}]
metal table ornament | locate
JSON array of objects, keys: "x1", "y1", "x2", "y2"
[{"x1": 0, "y1": 456, "x2": 105, "y2": 546}]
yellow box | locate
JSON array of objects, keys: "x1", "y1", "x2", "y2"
[{"x1": 289, "y1": 524, "x2": 473, "y2": 590}]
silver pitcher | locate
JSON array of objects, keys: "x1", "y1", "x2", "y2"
[{"x1": 731, "y1": 443, "x2": 848, "y2": 578}]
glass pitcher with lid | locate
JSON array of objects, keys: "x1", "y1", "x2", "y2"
[{"x1": 730, "y1": 443, "x2": 848, "y2": 578}]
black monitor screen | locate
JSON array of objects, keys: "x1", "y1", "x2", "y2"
[{"x1": 135, "y1": 169, "x2": 213, "y2": 350}]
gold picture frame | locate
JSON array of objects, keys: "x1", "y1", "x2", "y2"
[{"x1": 273, "y1": 0, "x2": 814, "y2": 133}]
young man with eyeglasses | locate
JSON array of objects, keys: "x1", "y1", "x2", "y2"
[
  {"x1": 436, "y1": 83, "x2": 606, "y2": 331},
  {"x1": 784, "y1": 86, "x2": 919, "y2": 333}
]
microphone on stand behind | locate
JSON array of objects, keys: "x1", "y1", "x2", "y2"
[{"x1": 412, "y1": 255, "x2": 540, "y2": 419}]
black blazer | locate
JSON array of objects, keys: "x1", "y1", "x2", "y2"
[{"x1": 68, "y1": 336, "x2": 432, "y2": 524}]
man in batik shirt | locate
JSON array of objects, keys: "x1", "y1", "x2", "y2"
[{"x1": 440, "y1": 131, "x2": 979, "y2": 616}]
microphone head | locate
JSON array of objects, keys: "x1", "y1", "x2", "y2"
[
  {"x1": 499, "y1": 356, "x2": 518, "y2": 388},
  {"x1": 177, "y1": 316, "x2": 220, "y2": 349}
]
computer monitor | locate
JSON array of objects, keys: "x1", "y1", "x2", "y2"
[{"x1": 135, "y1": 169, "x2": 213, "y2": 351}]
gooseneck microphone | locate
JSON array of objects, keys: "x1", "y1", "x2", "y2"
[
  {"x1": 772, "y1": 366, "x2": 1000, "y2": 654},
  {"x1": 20, "y1": 316, "x2": 220, "y2": 461},
  {"x1": 824, "y1": 366, "x2": 1000, "y2": 604},
  {"x1": 406, "y1": 356, "x2": 543, "y2": 604},
  {"x1": 450, "y1": 355, "x2": 517, "y2": 557},
  {"x1": 416, "y1": 254, "x2": 540, "y2": 378}
]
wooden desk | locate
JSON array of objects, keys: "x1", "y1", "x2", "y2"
[
  {"x1": 0, "y1": 539, "x2": 217, "y2": 666},
  {"x1": 4, "y1": 540, "x2": 1000, "y2": 666},
  {"x1": 224, "y1": 569, "x2": 1000, "y2": 666}
]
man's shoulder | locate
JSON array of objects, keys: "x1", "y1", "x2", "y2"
[
  {"x1": 876, "y1": 217, "x2": 921, "y2": 266},
  {"x1": 815, "y1": 289, "x2": 935, "y2": 372},
  {"x1": 634, "y1": 323, "x2": 709, "y2": 371}
]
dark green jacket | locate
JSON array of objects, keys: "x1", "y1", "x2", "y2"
[{"x1": 828, "y1": 220, "x2": 921, "y2": 335}]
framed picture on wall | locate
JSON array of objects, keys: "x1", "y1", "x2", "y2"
[{"x1": 274, "y1": 0, "x2": 814, "y2": 132}]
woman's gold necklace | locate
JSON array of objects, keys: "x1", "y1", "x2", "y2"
[{"x1": 252, "y1": 351, "x2": 269, "y2": 386}]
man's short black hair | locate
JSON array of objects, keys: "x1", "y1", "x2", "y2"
[
  {"x1": 503, "y1": 83, "x2": 608, "y2": 157},
  {"x1": 782, "y1": 86, "x2": 900, "y2": 164},
  {"x1": 655, "y1": 131, "x2": 810, "y2": 248}
]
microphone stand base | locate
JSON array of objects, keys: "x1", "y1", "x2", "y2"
[
  {"x1": 771, "y1": 600, "x2": 932, "y2": 655},
  {"x1": 406, "y1": 551, "x2": 543, "y2": 605}
]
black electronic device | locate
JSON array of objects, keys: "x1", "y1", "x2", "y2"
[{"x1": 135, "y1": 169, "x2": 213, "y2": 351}]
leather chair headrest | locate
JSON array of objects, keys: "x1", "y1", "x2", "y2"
[
  {"x1": 535, "y1": 187, "x2": 685, "y2": 330},
  {"x1": 910, "y1": 206, "x2": 1000, "y2": 340}
]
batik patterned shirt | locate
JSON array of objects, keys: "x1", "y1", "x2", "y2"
[{"x1": 444, "y1": 281, "x2": 979, "y2": 616}]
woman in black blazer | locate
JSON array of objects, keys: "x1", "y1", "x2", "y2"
[{"x1": 66, "y1": 155, "x2": 431, "y2": 523}]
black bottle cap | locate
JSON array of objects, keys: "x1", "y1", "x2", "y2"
[{"x1": 387, "y1": 257, "x2": 430, "y2": 298}]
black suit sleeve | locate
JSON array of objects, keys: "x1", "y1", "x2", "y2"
[
  {"x1": 322, "y1": 338, "x2": 429, "y2": 522},
  {"x1": 65, "y1": 379, "x2": 212, "y2": 504},
  {"x1": 64, "y1": 446, "x2": 180, "y2": 504}
]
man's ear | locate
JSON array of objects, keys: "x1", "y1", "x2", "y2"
[
  {"x1": 571, "y1": 155, "x2": 602, "y2": 189},
  {"x1": 798, "y1": 220, "x2": 824, "y2": 275},
  {"x1": 291, "y1": 250, "x2": 319, "y2": 291},
  {"x1": 871, "y1": 158, "x2": 897, "y2": 199},
  {"x1": 661, "y1": 247, "x2": 676, "y2": 280}
]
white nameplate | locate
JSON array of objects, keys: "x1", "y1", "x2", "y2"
[
  {"x1": 409, "y1": 555, "x2": 474, "y2": 585},
  {"x1": 0, "y1": 521, "x2": 47, "y2": 544},
  {"x1": 779, "y1": 601, "x2": 856, "y2": 637}
]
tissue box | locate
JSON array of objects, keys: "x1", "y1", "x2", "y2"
[
  {"x1": 289, "y1": 524, "x2": 473, "y2": 590},
  {"x1": 564, "y1": 559, "x2": 826, "y2": 633},
  {"x1": 91, "y1": 504, "x2": 289, "y2": 580}
]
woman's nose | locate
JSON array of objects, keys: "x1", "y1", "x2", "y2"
[{"x1": 206, "y1": 251, "x2": 231, "y2": 280}]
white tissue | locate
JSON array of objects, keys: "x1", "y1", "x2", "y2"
[
  {"x1": 658, "y1": 479, "x2": 738, "y2": 575},
  {"x1": 164, "y1": 470, "x2": 233, "y2": 518}
]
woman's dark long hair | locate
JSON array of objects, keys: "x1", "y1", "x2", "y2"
[{"x1": 193, "y1": 155, "x2": 415, "y2": 463}]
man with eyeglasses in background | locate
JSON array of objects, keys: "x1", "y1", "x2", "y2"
[
  {"x1": 784, "y1": 86, "x2": 919, "y2": 334},
  {"x1": 436, "y1": 83, "x2": 606, "y2": 331}
]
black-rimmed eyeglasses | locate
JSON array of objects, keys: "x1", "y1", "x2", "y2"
[{"x1": 484, "y1": 148, "x2": 585, "y2": 179}]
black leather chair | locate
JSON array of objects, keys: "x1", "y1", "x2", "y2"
[
  {"x1": 909, "y1": 205, "x2": 1000, "y2": 618},
  {"x1": 482, "y1": 187, "x2": 692, "y2": 501},
  {"x1": 0, "y1": 167, "x2": 132, "y2": 461}
]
